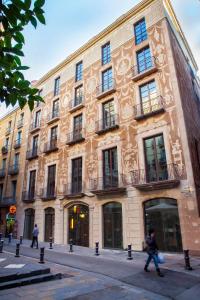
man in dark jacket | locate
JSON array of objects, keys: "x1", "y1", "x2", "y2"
[
  {"x1": 30, "y1": 224, "x2": 39, "y2": 249},
  {"x1": 144, "y1": 228, "x2": 164, "y2": 277}
]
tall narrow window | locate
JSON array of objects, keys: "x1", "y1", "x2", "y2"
[
  {"x1": 0, "y1": 184, "x2": 3, "y2": 200},
  {"x1": 144, "y1": 135, "x2": 168, "y2": 183},
  {"x1": 14, "y1": 153, "x2": 19, "y2": 167},
  {"x1": 12, "y1": 180, "x2": 17, "y2": 199},
  {"x1": 137, "y1": 47, "x2": 152, "y2": 73},
  {"x1": 20, "y1": 113, "x2": 24, "y2": 123},
  {"x1": 134, "y1": 18, "x2": 147, "y2": 45},
  {"x1": 36, "y1": 90, "x2": 43, "y2": 107},
  {"x1": 102, "y1": 42, "x2": 111, "y2": 65},
  {"x1": 102, "y1": 100, "x2": 115, "y2": 129},
  {"x1": 72, "y1": 157, "x2": 82, "y2": 194},
  {"x1": 54, "y1": 77, "x2": 60, "y2": 96},
  {"x1": 28, "y1": 170, "x2": 36, "y2": 199},
  {"x1": 50, "y1": 126, "x2": 57, "y2": 142},
  {"x1": 2, "y1": 158, "x2": 6, "y2": 170},
  {"x1": 32, "y1": 135, "x2": 39, "y2": 155},
  {"x1": 75, "y1": 61, "x2": 83, "y2": 82},
  {"x1": 102, "y1": 68, "x2": 113, "y2": 92},
  {"x1": 140, "y1": 80, "x2": 157, "y2": 114},
  {"x1": 52, "y1": 99, "x2": 59, "y2": 118},
  {"x1": 8, "y1": 120, "x2": 12, "y2": 130},
  {"x1": 34, "y1": 110, "x2": 41, "y2": 127},
  {"x1": 47, "y1": 165, "x2": 56, "y2": 197},
  {"x1": 73, "y1": 114, "x2": 82, "y2": 139},
  {"x1": 103, "y1": 147, "x2": 118, "y2": 188},
  {"x1": 5, "y1": 137, "x2": 9, "y2": 149},
  {"x1": 75, "y1": 85, "x2": 83, "y2": 106},
  {"x1": 16, "y1": 131, "x2": 22, "y2": 144}
]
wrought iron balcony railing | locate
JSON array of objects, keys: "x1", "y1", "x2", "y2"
[
  {"x1": 66, "y1": 129, "x2": 85, "y2": 145},
  {"x1": 30, "y1": 120, "x2": 41, "y2": 132},
  {"x1": 41, "y1": 187, "x2": 56, "y2": 200},
  {"x1": 8, "y1": 164, "x2": 19, "y2": 176},
  {"x1": 96, "y1": 78, "x2": 116, "y2": 99},
  {"x1": 130, "y1": 163, "x2": 182, "y2": 191},
  {"x1": 0, "y1": 169, "x2": 6, "y2": 179},
  {"x1": 14, "y1": 138, "x2": 22, "y2": 149},
  {"x1": 17, "y1": 119, "x2": 24, "y2": 128},
  {"x1": 26, "y1": 148, "x2": 39, "y2": 160},
  {"x1": 64, "y1": 182, "x2": 85, "y2": 198},
  {"x1": 1, "y1": 145, "x2": 9, "y2": 155},
  {"x1": 5, "y1": 127, "x2": 11, "y2": 135},
  {"x1": 22, "y1": 191, "x2": 35, "y2": 202},
  {"x1": 0, "y1": 196, "x2": 16, "y2": 206},
  {"x1": 90, "y1": 174, "x2": 126, "y2": 195},
  {"x1": 95, "y1": 114, "x2": 119, "y2": 134},
  {"x1": 133, "y1": 96, "x2": 165, "y2": 120},
  {"x1": 44, "y1": 139, "x2": 58, "y2": 153},
  {"x1": 69, "y1": 96, "x2": 84, "y2": 112},
  {"x1": 47, "y1": 109, "x2": 60, "y2": 124},
  {"x1": 132, "y1": 56, "x2": 157, "y2": 81}
]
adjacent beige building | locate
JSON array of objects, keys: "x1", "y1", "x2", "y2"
[{"x1": 1, "y1": 0, "x2": 200, "y2": 254}]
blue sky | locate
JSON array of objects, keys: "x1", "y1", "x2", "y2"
[{"x1": 0, "y1": 0, "x2": 200, "y2": 115}]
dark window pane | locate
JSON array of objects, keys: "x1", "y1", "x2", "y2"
[
  {"x1": 102, "y1": 42, "x2": 111, "y2": 65},
  {"x1": 134, "y1": 18, "x2": 147, "y2": 45},
  {"x1": 102, "y1": 68, "x2": 113, "y2": 92},
  {"x1": 47, "y1": 165, "x2": 56, "y2": 196},
  {"x1": 102, "y1": 100, "x2": 115, "y2": 129},
  {"x1": 75, "y1": 61, "x2": 83, "y2": 82},
  {"x1": 140, "y1": 80, "x2": 158, "y2": 113},
  {"x1": 75, "y1": 85, "x2": 83, "y2": 106},
  {"x1": 72, "y1": 157, "x2": 82, "y2": 193},
  {"x1": 54, "y1": 77, "x2": 60, "y2": 96},
  {"x1": 137, "y1": 47, "x2": 152, "y2": 73},
  {"x1": 103, "y1": 147, "x2": 118, "y2": 188}
]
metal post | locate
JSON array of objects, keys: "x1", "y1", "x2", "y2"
[
  {"x1": 20, "y1": 236, "x2": 23, "y2": 245},
  {"x1": 0, "y1": 233, "x2": 2, "y2": 241},
  {"x1": 95, "y1": 242, "x2": 99, "y2": 256},
  {"x1": 39, "y1": 247, "x2": 45, "y2": 264},
  {"x1": 15, "y1": 243, "x2": 20, "y2": 257},
  {"x1": 8, "y1": 233, "x2": 12, "y2": 243},
  {"x1": 0, "y1": 240, "x2": 4, "y2": 253},
  {"x1": 127, "y1": 244, "x2": 133, "y2": 260},
  {"x1": 69, "y1": 239, "x2": 73, "y2": 253},
  {"x1": 184, "y1": 250, "x2": 193, "y2": 270},
  {"x1": 49, "y1": 237, "x2": 53, "y2": 249}
]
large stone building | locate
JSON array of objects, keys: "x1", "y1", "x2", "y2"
[{"x1": 1, "y1": 0, "x2": 200, "y2": 254}]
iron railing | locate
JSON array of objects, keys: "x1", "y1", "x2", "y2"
[
  {"x1": 47, "y1": 108, "x2": 60, "y2": 122},
  {"x1": 66, "y1": 129, "x2": 85, "y2": 145},
  {"x1": 17, "y1": 119, "x2": 24, "y2": 128},
  {"x1": 96, "y1": 78, "x2": 116, "y2": 97},
  {"x1": 14, "y1": 138, "x2": 22, "y2": 149},
  {"x1": 26, "y1": 148, "x2": 38, "y2": 160},
  {"x1": 96, "y1": 114, "x2": 119, "y2": 133},
  {"x1": 131, "y1": 163, "x2": 181, "y2": 185},
  {"x1": 22, "y1": 191, "x2": 35, "y2": 202},
  {"x1": 132, "y1": 56, "x2": 157, "y2": 78},
  {"x1": 8, "y1": 164, "x2": 19, "y2": 175},
  {"x1": 0, "y1": 169, "x2": 6, "y2": 178},
  {"x1": 5, "y1": 127, "x2": 11, "y2": 135},
  {"x1": 0, "y1": 196, "x2": 16, "y2": 206},
  {"x1": 1, "y1": 145, "x2": 9, "y2": 154},
  {"x1": 44, "y1": 139, "x2": 58, "y2": 153},
  {"x1": 41, "y1": 187, "x2": 56, "y2": 199},
  {"x1": 90, "y1": 174, "x2": 126, "y2": 191},
  {"x1": 133, "y1": 96, "x2": 164, "y2": 118},
  {"x1": 64, "y1": 182, "x2": 85, "y2": 196},
  {"x1": 30, "y1": 120, "x2": 41, "y2": 132},
  {"x1": 69, "y1": 96, "x2": 84, "y2": 110}
]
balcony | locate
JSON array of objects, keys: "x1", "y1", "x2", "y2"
[
  {"x1": 69, "y1": 96, "x2": 84, "y2": 113},
  {"x1": 133, "y1": 96, "x2": 165, "y2": 120},
  {"x1": 47, "y1": 109, "x2": 60, "y2": 125},
  {"x1": 95, "y1": 114, "x2": 119, "y2": 135},
  {"x1": 17, "y1": 119, "x2": 23, "y2": 129},
  {"x1": 64, "y1": 182, "x2": 85, "y2": 198},
  {"x1": 1, "y1": 145, "x2": 9, "y2": 155},
  {"x1": 96, "y1": 78, "x2": 116, "y2": 99},
  {"x1": 131, "y1": 164, "x2": 181, "y2": 191},
  {"x1": 44, "y1": 139, "x2": 58, "y2": 154},
  {"x1": 41, "y1": 188, "x2": 56, "y2": 201},
  {"x1": 14, "y1": 139, "x2": 22, "y2": 149},
  {"x1": 90, "y1": 174, "x2": 126, "y2": 195},
  {"x1": 30, "y1": 120, "x2": 41, "y2": 133},
  {"x1": 132, "y1": 56, "x2": 158, "y2": 82},
  {"x1": 8, "y1": 164, "x2": 19, "y2": 176},
  {"x1": 26, "y1": 148, "x2": 39, "y2": 160},
  {"x1": 22, "y1": 191, "x2": 35, "y2": 203},
  {"x1": 5, "y1": 127, "x2": 11, "y2": 135},
  {"x1": 0, "y1": 169, "x2": 6, "y2": 179},
  {"x1": 66, "y1": 129, "x2": 85, "y2": 146},
  {"x1": 0, "y1": 196, "x2": 16, "y2": 207}
]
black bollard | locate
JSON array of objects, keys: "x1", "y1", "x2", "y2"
[
  {"x1": 0, "y1": 233, "x2": 2, "y2": 241},
  {"x1": 39, "y1": 247, "x2": 45, "y2": 264},
  {"x1": 127, "y1": 244, "x2": 133, "y2": 260},
  {"x1": 184, "y1": 250, "x2": 193, "y2": 270},
  {"x1": 69, "y1": 239, "x2": 73, "y2": 253},
  {"x1": 95, "y1": 242, "x2": 100, "y2": 256},
  {"x1": 15, "y1": 243, "x2": 20, "y2": 257},
  {"x1": 49, "y1": 237, "x2": 53, "y2": 249},
  {"x1": 0, "y1": 240, "x2": 4, "y2": 253},
  {"x1": 20, "y1": 236, "x2": 23, "y2": 245},
  {"x1": 8, "y1": 233, "x2": 12, "y2": 243}
]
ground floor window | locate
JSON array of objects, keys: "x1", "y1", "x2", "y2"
[
  {"x1": 23, "y1": 208, "x2": 35, "y2": 240},
  {"x1": 144, "y1": 198, "x2": 182, "y2": 252},
  {"x1": 44, "y1": 207, "x2": 55, "y2": 242},
  {"x1": 103, "y1": 202, "x2": 123, "y2": 249},
  {"x1": 68, "y1": 204, "x2": 89, "y2": 247}
]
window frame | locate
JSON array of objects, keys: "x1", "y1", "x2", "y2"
[
  {"x1": 102, "y1": 42, "x2": 111, "y2": 65},
  {"x1": 54, "y1": 77, "x2": 60, "y2": 96},
  {"x1": 75, "y1": 61, "x2": 83, "y2": 82},
  {"x1": 134, "y1": 18, "x2": 147, "y2": 45}
]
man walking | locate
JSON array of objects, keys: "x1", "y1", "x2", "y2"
[
  {"x1": 31, "y1": 224, "x2": 39, "y2": 249},
  {"x1": 144, "y1": 228, "x2": 164, "y2": 277}
]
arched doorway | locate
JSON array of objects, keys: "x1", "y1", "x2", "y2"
[
  {"x1": 144, "y1": 198, "x2": 182, "y2": 252},
  {"x1": 44, "y1": 207, "x2": 55, "y2": 242},
  {"x1": 103, "y1": 202, "x2": 123, "y2": 249},
  {"x1": 23, "y1": 208, "x2": 35, "y2": 240},
  {"x1": 68, "y1": 204, "x2": 89, "y2": 247}
]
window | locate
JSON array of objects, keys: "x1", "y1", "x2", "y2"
[
  {"x1": 32, "y1": 135, "x2": 39, "y2": 154},
  {"x1": 134, "y1": 18, "x2": 147, "y2": 45},
  {"x1": 52, "y1": 99, "x2": 59, "y2": 118},
  {"x1": 140, "y1": 80, "x2": 158, "y2": 113},
  {"x1": 102, "y1": 100, "x2": 115, "y2": 129},
  {"x1": 36, "y1": 90, "x2": 43, "y2": 107},
  {"x1": 28, "y1": 170, "x2": 36, "y2": 199},
  {"x1": 20, "y1": 113, "x2": 24, "y2": 121},
  {"x1": 102, "y1": 68, "x2": 113, "y2": 92},
  {"x1": 102, "y1": 42, "x2": 111, "y2": 65},
  {"x1": 16, "y1": 131, "x2": 22, "y2": 144},
  {"x1": 103, "y1": 147, "x2": 118, "y2": 188},
  {"x1": 8, "y1": 121, "x2": 12, "y2": 129},
  {"x1": 50, "y1": 126, "x2": 58, "y2": 142},
  {"x1": 34, "y1": 110, "x2": 41, "y2": 127},
  {"x1": 0, "y1": 184, "x2": 3, "y2": 200},
  {"x1": 14, "y1": 153, "x2": 19, "y2": 167},
  {"x1": 47, "y1": 164, "x2": 56, "y2": 197},
  {"x1": 54, "y1": 77, "x2": 60, "y2": 96},
  {"x1": 144, "y1": 134, "x2": 168, "y2": 182},
  {"x1": 12, "y1": 180, "x2": 17, "y2": 199},
  {"x1": 2, "y1": 158, "x2": 6, "y2": 170},
  {"x1": 73, "y1": 114, "x2": 82, "y2": 139},
  {"x1": 75, "y1": 61, "x2": 83, "y2": 82},
  {"x1": 137, "y1": 46, "x2": 152, "y2": 73},
  {"x1": 5, "y1": 137, "x2": 9, "y2": 147},
  {"x1": 75, "y1": 85, "x2": 83, "y2": 106},
  {"x1": 72, "y1": 157, "x2": 82, "y2": 194}
]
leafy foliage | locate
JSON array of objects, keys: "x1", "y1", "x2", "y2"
[{"x1": 0, "y1": 0, "x2": 46, "y2": 110}]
